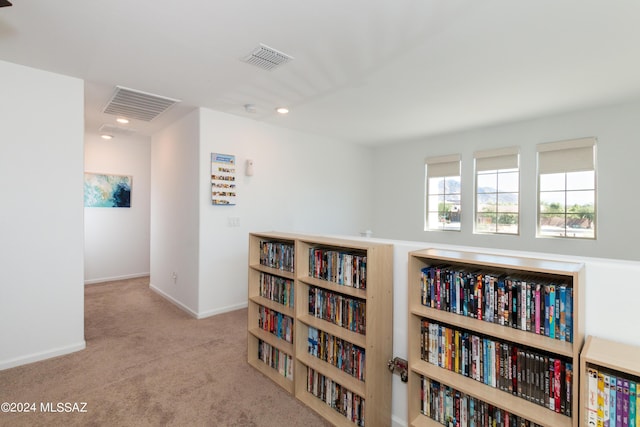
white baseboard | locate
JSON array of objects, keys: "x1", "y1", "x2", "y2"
[
  {"x1": 392, "y1": 415, "x2": 408, "y2": 427},
  {"x1": 196, "y1": 302, "x2": 247, "y2": 319},
  {"x1": 149, "y1": 283, "x2": 199, "y2": 318},
  {"x1": 84, "y1": 272, "x2": 150, "y2": 285},
  {"x1": 149, "y1": 284, "x2": 246, "y2": 319},
  {"x1": 0, "y1": 341, "x2": 86, "y2": 371}
]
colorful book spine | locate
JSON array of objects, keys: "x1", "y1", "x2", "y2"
[
  {"x1": 475, "y1": 273, "x2": 482, "y2": 320},
  {"x1": 588, "y1": 368, "x2": 598, "y2": 427},
  {"x1": 520, "y1": 281, "x2": 527, "y2": 331},
  {"x1": 565, "y1": 287, "x2": 573, "y2": 342},
  {"x1": 544, "y1": 285, "x2": 551, "y2": 337},
  {"x1": 605, "y1": 374, "x2": 611, "y2": 427},
  {"x1": 566, "y1": 362, "x2": 573, "y2": 417},
  {"x1": 599, "y1": 372, "x2": 606, "y2": 426},
  {"x1": 559, "y1": 286, "x2": 567, "y2": 342},
  {"x1": 548, "y1": 285, "x2": 556, "y2": 340},
  {"x1": 630, "y1": 382, "x2": 636, "y2": 427},
  {"x1": 534, "y1": 284, "x2": 541, "y2": 334},
  {"x1": 617, "y1": 378, "x2": 624, "y2": 427},
  {"x1": 421, "y1": 267, "x2": 429, "y2": 306},
  {"x1": 623, "y1": 380, "x2": 630, "y2": 427},
  {"x1": 636, "y1": 381, "x2": 640, "y2": 427},
  {"x1": 610, "y1": 375, "x2": 617, "y2": 427},
  {"x1": 554, "y1": 358, "x2": 562, "y2": 413}
]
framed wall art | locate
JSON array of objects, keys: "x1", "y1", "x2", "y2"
[
  {"x1": 84, "y1": 173, "x2": 132, "y2": 208},
  {"x1": 211, "y1": 153, "x2": 236, "y2": 205}
]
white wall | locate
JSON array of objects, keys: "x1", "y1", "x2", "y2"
[
  {"x1": 149, "y1": 110, "x2": 201, "y2": 315},
  {"x1": 84, "y1": 134, "x2": 151, "y2": 284},
  {"x1": 197, "y1": 108, "x2": 375, "y2": 317},
  {"x1": 149, "y1": 108, "x2": 374, "y2": 318},
  {"x1": 372, "y1": 99, "x2": 640, "y2": 262},
  {"x1": 0, "y1": 60, "x2": 85, "y2": 369}
]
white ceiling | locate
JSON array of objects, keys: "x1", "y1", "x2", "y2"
[{"x1": 1, "y1": 1, "x2": 640, "y2": 145}]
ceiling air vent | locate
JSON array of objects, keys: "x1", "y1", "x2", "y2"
[
  {"x1": 103, "y1": 86, "x2": 180, "y2": 122},
  {"x1": 241, "y1": 43, "x2": 293, "y2": 71}
]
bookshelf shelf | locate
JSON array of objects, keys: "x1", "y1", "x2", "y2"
[
  {"x1": 408, "y1": 248, "x2": 585, "y2": 427},
  {"x1": 294, "y1": 236, "x2": 393, "y2": 427},
  {"x1": 410, "y1": 358, "x2": 572, "y2": 427},
  {"x1": 410, "y1": 415, "x2": 435, "y2": 427},
  {"x1": 297, "y1": 351, "x2": 366, "y2": 398},
  {"x1": 409, "y1": 305, "x2": 575, "y2": 358},
  {"x1": 580, "y1": 336, "x2": 640, "y2": 378},
  {"x1": 579, "y1": 335, "x2": 640, "y2": 427},
  {"x1": 249, "y1": 263, "x2": 296, "y2": 281},
  {"x1": 247, "y1": 232, "x2": 299, "y2": 394},
  {"x1": 249, "y1": 295, "x2": 294, "y2": 318},
  {"x1": 296, "y1": 389, "x2": 362, "y2": 427},
  {"x1": 298, "y1": 275, "x2": 368, "y2": 299},
  {"x1": 247, "y1": 326, "x2": 294, "y2": 356},
  {"x1": 296, "y1": 312, "x2": 367, "y2": 349}
]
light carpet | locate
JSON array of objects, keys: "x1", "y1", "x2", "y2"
[{"x1": 0, "y1": 277, "x2": 331, "y2": 427}]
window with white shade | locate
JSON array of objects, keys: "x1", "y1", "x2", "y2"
[
  {"x1": 425, "y1": 154, "x2": 461, "y2": 231},
  {"x1": 474, "y1": 147, "x2": 520, "y2": 235},
  {"x1": 537, "y1": 137, "x2": 596, "y2": 239}
]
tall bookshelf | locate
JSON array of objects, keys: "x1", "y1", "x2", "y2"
[
  {"x1": 580, "y1": 335, "x2": 640, "y2": 427},
  {"x1": 247, "y1": 232, "x2": 299, "y2": 394},
  {"x1": 294, "y1": 235, "x2": 393, "y2": 427},
  {"x1": 407, "y1": 248, "x2": 585, "y2": 427}
]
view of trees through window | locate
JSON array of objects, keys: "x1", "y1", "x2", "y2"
[
  {"x1": 426, "y1": 176, "x2": 461, "y2": 231},
  {"x1": 475, "y1": 168, "x2": 519, "y2": 234},
  {"x1": 538, "y1": 170, "x2": 595, "y2": 238}
]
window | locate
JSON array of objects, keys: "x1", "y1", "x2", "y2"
[
  {"x1": 425, "y1": 154, "x2": 461, "y2": 231},
  {"x1": 537, "y1": 137, "x2": 596, "y2": 239},
  {"x1": 474, "y1": 147, "x2": 520, "y2": 235}
]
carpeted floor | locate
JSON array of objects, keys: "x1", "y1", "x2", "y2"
[{"x1": 0, "y1": 277, "x2": 331, "y2": 426}]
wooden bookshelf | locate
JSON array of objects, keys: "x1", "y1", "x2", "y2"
[
  {"x1": 407, "y1": 248, "x2": 585, "y2": 427},
  {"x1": 247, "y1": 232, "x2": 299, "y2": 394},
  {"x1": 294, "y1": 235, "x2": 393, "y2": 427},
  {"x1": 580, "y1": 335, "x2": 640, "y2": 427}
]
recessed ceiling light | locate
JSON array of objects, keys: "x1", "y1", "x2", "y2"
[
  {"x1": 101, "y1": 134, "x2": 113, "y2": 140},
  {"x1": 116, "y1": 117, "x2": 130, "y2": 124},
  {"x1": 276, "y1": 107, "x2": 289, "y2": 114}
]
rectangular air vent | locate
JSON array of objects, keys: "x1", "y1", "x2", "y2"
[
  {"x1": 103, "y1": 86, "x2": 180, "y2": 122},
  {"x1": 241, "y1": 43, "x2": 293, "y2": 71}
]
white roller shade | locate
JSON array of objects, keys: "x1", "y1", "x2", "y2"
[
  {"x1": 537, "y1": 137, "x2": 596, "y2": 174},
  {"x1": 425, "y1": 154, "x2": 461, "y2": 178},
  {"x1": 474, "y1": 146, "x2": 519, "y2": 171}
]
